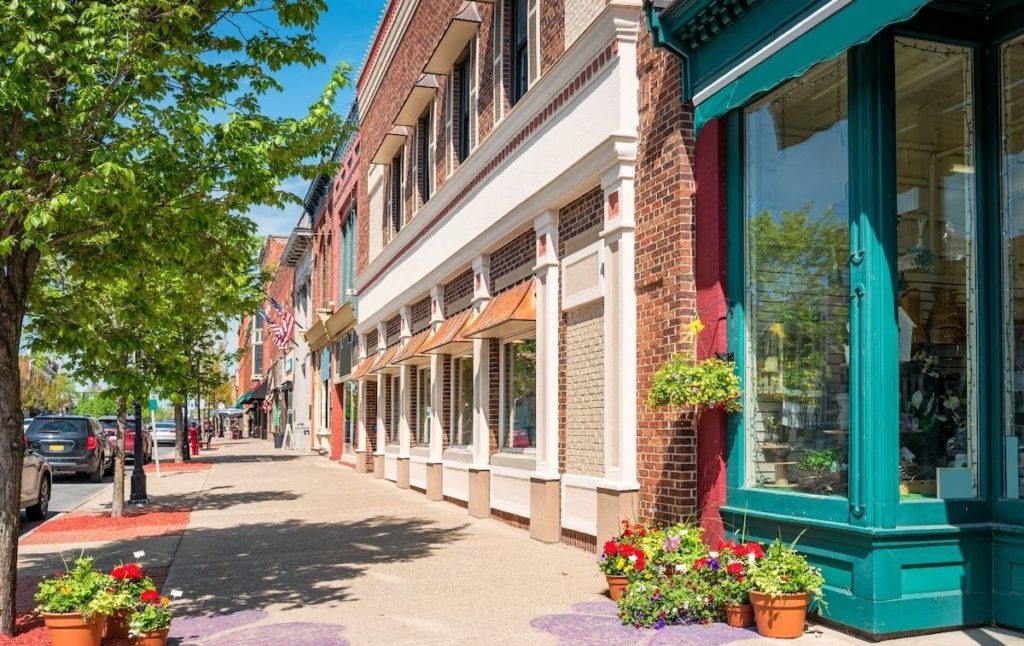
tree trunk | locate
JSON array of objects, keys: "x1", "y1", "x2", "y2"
[
  {"x1": 0, "y1": 247, "x2": 38, "y2": 636},
  {"x1": 112, "y1": 396, "x2": 127, "y2": 518},
  {"x1": 173, "y1": 403, "x2": 183, "y2": 463}
]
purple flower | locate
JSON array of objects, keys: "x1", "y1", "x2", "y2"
[
  {"x1": 708, "y1": 558, "x2": 720, "y2": 571},
  {"x1": 654, "y1": 619, "x2": 666, "y2": 630}
]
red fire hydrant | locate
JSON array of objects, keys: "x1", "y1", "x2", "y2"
[{"x1": 188, "y1": 427, "x2": 200, "y2": 455}]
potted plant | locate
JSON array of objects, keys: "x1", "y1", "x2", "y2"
[
  {"x1": 648, "y1": 317, "x2": 742, "y2": 415},
  {"x1": 654, "y1": 523, "x2": 707, "y2": 575},
  {"x1": 129, "y1": 589, "x2": 173, "y2": 646},
  {"x1": 746, "y1": 539, "x2": 825, "y2": 638},
  {"x1": 716, "y1": 540, "x2": 766, "y2": 627},
  {"x1": 598, "y1": 521, "x2": 649, "y2": 601},
  {"x1": 795, "y1": 448, "x2": 847, "y2": 495},
  {"x1": 105, "y1": 562, "x2": 157, "y2": 642},
  {"x1": 34, "y1": 557, "x2": 114, "y2": 646},
  {"x1": 761, "y1": 415, "x2": 791, "y2": 462}
]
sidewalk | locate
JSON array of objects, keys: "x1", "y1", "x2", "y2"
[{"x1": 12, "y1": 439, "x2": 1024, "y2": 645}]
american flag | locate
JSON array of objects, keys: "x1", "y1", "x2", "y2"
[
  {"x1": 267, "y1": 297, "x2": 295, "y2": 345},
  {"x1": 260, "y1": 308, "x2": 287, "y2": 348}
]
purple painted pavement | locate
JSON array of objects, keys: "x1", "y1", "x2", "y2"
[
  {"x1": 530, "y1": 600, "x2": 763, "y2": 646},
  {"x1": 209, "y1": 621, "x2": 350, "y2": 645},
  {"x1": 170, "y1": 609, "x2": 268, "y2": 642}
]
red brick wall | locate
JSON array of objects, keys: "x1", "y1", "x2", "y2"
[
  {"x1": 633, "y1": 15, "x2": 700, "y2": 528},
  {"x1": 490, "y1": 229, "x2": 533, "y2": 286},
  {"x1": 540, "y1": 0, "x2": 565, "y2": 75},
  {"x1": 488, "y1": 338, "x2": 499, "y2": 454},
  {"x1": 411, "y1": 296, "x2": 431, "y2": 330},
  {"x1": 441, "y1": 355, "x2": 452, "y2": 447},
  {"x1": 365, "y1": 380, "x2": 378, "y2": 471},
  {"x1": 444, "y1": 269, "x2": 474, "y2": 313},
  {"x1": 386, "y1": 315, "x2": 401, "y2": 343}
]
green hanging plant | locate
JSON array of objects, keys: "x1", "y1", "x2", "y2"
[{"x1": 648, "y1": 317, "x2": 742, "y2": 413}]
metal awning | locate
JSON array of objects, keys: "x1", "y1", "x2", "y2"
[
  {"x1": 464, "y1": 278, "x2": 536, "y2": 339},
  {"x1": 349, "y1": 355, "x2": 377, "y2": 382},
  {"x1": 424, "y1": 2, "x2": 484, "y2": 74},
  {"x1": 395, "y1": 74, "x2": 441, "y2": 126},
  {"x1": 390, "y1": 328, "x2": 435, "y2": 367},
  {"x1": 421, "y1": 308, "x2": 475, "y2": 355},
  {"x1": 371, "y1": 126, "x2": 409, "y2": 165},
  {"x1": 370, "y1": 343, "x2": 402, "y2": 375}
]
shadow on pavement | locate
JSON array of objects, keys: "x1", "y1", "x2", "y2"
[
  {"x1": 19, "y1": 514, "x2": 469, "y2": 620},
  {"x1": 187, "y1": 488, "x2": 302, "y2": 512},
  {"x1": 191, "y1": 453, "x2": 302, "y2": 465}
]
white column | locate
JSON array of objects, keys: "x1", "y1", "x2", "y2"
[
  {"x1": 471, "y1": 254, "x2": 491, "y2": 467},
  {"x1": 533, "y1": 211, "x2": 560, "y2": 478},
  {"x1": 399, "y1": 305, "x2": 412, "y2": 458},
  {"x1": 601, "y1": 164, "x2": 638, "y2": 487},
  {"x1": 356, "y1": 333, "x2": 368, "y2": 454},
  {"x1": 429, "y1": 285, "x2": 446, "y2": 463},
  {"x1": 375, "y1": 321, "x2": 387, "y2": 458}
]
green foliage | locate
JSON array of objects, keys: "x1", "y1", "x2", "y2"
[
  {"x1": 618, "y1": 571, "x2": 723, "y2": 628},
  {"x1": 128, "y1": 597, "x2": 172, "y2": 637},
  {"x1": 19, "y1": 355, "x2": 74, "y2": 413},
  {"x1": 646, "y1": 523, "x2": 708, "y2": 568},
  {"x1": 798, "y1": 447, "x2": 844, "y2": 473},
  {"x1": 74, "y1": 393, "x2": 119, "y2": 418},
  {"x1": 747, "y1": 539, "x2": 825, "y2": 601},
  {"x1": 648, "y1": 354, "x2": 742, "y2": 413},
  {"x1": 34, "y1": 557, "x2": 114, "y2": 617}
]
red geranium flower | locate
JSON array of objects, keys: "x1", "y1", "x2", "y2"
[
  {"x1": 140, "y1": 589, "x2": 160, "y2": 604},
  {"x1": 112, "y1": 563, "x2": 143, "y2": 581},
  {"x1": 748, "y1": 542, "x2": 765, "y2": 559},
  {"x1": 694, "y1": 558, "x2": 707, "y2": 569},
  {"x1": 603, "y1": 541, "x2": 620, "y2": 557},
  {"x1": 727, "y1": 562, "x2": 744, "y2": 575}
]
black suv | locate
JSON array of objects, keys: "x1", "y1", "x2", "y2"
[{"x1": 25, "y1": 416, "x2": 112, "y2": 482}]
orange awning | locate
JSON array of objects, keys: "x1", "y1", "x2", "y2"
[
  {"x1": 422, "y1": 308, "x2": 475, "y2": 355},
  {"x1": 464, "y1": 278, "x2": 536, "y2": 339},
  {"x1": 390, "y1": 328, "x2": 435, "y2": 367},
  {"x1": 349, "y1": 354, "x2": 377, "y2": 381},
  {"x1": 370, "y1": 343, "x2": 402, "y2": 375}
]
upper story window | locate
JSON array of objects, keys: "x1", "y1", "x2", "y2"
[
  {"x1": 339, "y1": 205, "x2": 356, "y2": 304},
  {"x1": 456, "y1": 53, "x2": 472, "y2": 163},
  {"x1": 417, "y1": 108, "x2": 433, "y2": 204},
  {"x1": 388, "y1": 151, "x2": 404, "y2": 240},
  {"x1": 510, "y1": 0, "x2": 530, "y2": 105}
]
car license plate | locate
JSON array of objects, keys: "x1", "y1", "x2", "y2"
[{"x1": 49, "y1": 444, "x2": 65, "y2": 452}]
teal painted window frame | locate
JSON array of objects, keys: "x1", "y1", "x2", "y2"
[{"x1": 724, "y1": 17, "x2": 1024, "y2": 531}]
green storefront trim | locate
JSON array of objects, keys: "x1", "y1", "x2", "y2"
[{"x1": 650, "y1": 0, "x2": 1024, "y2": 636}]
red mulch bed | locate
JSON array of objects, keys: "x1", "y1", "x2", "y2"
[
  {"x1": 20, "y1": 505, "x2": 192, "y2": 546},
  {"x1": 143, "y1": 460, "x2": 212, "y2": 473}
]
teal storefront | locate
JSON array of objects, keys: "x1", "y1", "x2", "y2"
[{"x1": 647, "y1": 0, "x2": 1024, "y2": 636}]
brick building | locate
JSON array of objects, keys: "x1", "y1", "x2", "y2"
[{"x1": 344, "y1": 0, "x2": 699, "y2": 551}]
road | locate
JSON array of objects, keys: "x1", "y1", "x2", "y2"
[{"x1": 18, "y1": 444, "x2": 177, "y2": 537}]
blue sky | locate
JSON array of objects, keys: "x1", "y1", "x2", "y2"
[{"x1": 245, "y1": 1, "x2": 385, "y2": 238}]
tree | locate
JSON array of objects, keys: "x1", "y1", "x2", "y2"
[
  {"x1": 19, "y1": 356, "x2": 74, "y2": 415},
  {"x1": 73, "y1": 392, "x2": 120, "y2": 418},
  {"x1": 0, "y1": 0, "x2": 349, "y2": 634}
]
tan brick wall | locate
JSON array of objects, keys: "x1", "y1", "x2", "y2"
[
  {"x1": 564, "y1": 300, "x2": 604, "y2": 477},
  {"x1": 563, "y1": 0, "x2": 604, "y2": 48}
]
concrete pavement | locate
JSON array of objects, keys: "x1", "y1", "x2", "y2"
[{"x1": 14, "y1": 438, "x2": 1024, "y2": 645}]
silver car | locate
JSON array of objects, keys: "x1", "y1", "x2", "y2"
[
  {"x1": 153, "y1": 421, "x2": 178, "y2": 446},
  {"x1": 21, "y1": 446, "x2": 53, "y2": 521}
]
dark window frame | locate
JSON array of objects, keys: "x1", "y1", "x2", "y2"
[
  {"x1": 510, "y1": 0, "x2": 529, "y2": 105},
  {"x1": 457, "y1": 54, "x2": 471, "y2": 163}
]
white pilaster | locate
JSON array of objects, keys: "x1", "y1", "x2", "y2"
[
  {"x1": 600, "y1": 164, "x2": 639, "y2": 488},
  {"x1": 375, "y1": 321, "x2": 387, "y2": 457},
  {"x1": 399, "y1": 306, "x2": 412, "y2": 457},
  {"x1": 472, "y1": 254, "x2": 491, "y2": 467},
  {"x1": 533, "y1": 211, "x2": 560, "y2": 479},
  {"x1": 429, "y1": 285, "x2": 446, "y2": 463},
  {"x1": 356, "y1": 333, "x2": 368, "y2": 454}
]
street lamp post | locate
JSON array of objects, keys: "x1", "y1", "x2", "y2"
[
  {"x1": 182, "y1": 396, "x2": 191, "y2": 462},
  {"x1": 129, "y1": 400, "x2": 148, "y2": 504}
]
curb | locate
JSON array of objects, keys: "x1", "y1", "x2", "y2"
[{"x1": 18, "y1": 481, "x2": 113, "y2": 543}]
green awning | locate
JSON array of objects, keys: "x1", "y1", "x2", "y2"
[
  {"x1": 646, "y1": 0, "x2": 930, "y2": 134},
  {"x1": 234, "y1": 390, "x2": 252, "y2": 407},
  {"x1": 693, "y1": 0, "x2": 928, "y2": 132}
]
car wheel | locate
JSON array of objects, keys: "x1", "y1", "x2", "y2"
[
  {"x1": 25, "y1": 477, "x2": 50, "y2": 521},
  {"x1": 89, "y1": 460, "x2": 103, "y2": 483}
]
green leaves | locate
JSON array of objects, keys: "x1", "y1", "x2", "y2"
[{"x1": 648, "y1": 353, "x2": 743, "y2": 414}]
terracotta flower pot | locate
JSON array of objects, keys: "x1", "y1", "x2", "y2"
[
  {"x1": 134, "y1": 627, "x2": 170, "y2": 646},
  {"x1": 105, "y1": 608, "x2": 131, "y2": 641},
  {"x1": 606, "y1": 575, "x2": 628, "y2": 601},
  {"x1": 725, "y1": 603, "x2": 755, "y2": 628},
  {"x1": 749, "y1": 590, "x2": 809, "y2": 639},
  {"x1": 41, "y1": 612, "x2": 106, "y2": 646}
]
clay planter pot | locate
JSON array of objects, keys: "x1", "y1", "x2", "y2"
[
  {"x1": 749, "y1": 590, "x2": 809, "y2": 639},
  {"x1": 41, "y1": 612, "x2": 106, "y2": 646},
  {"x1": 134, "y1": 627, "x2": 170, "y2": 646},
  {"x1": 606, "y1": 575, "x2": 629, "y2": 601},
  {"x1": 724, "y1": 603, "x2": 755, "y2": 628},
  {"x1": 105, "y1": 608, "x2": 131, "y2": 641}
]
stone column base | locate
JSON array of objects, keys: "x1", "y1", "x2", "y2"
[
  {"x1": 355, "y1": 450, "x2": 368, "y2": 473},
  {"x1": 426, "y1": 462, "x2": 443, "y2": 500},
  {"x1": 373, "y1": 454, "x2": 385, "y2": 479},
  {"x1": 530, "y1": 476, "x2": 561, "y2": 543},
  {"x1": 468, "y1": 467, "x2": 491, "y2": 519},
  {"x1": 596, "y1": 485, "x2": 640, "y2": 546},
  {"x1": 397, "y1": 457, "x2": 410, "y2": 489}
]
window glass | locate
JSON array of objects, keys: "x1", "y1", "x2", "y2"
[
  {"x1": 457, "y1": 55, "x2": 471, "y2": 162},
  {"x1": 1002, "y1": 36, "x2": 1024, "y2": 499},
  {"x1": 511, "y1": 0, "x2": 529, "y2": 104},
  {"x1": 744, "y1": 56, "x2": 850, "y2": 496},
  {"x1": 456, "y1": 357, "x2": 473, "y2": 446},
  {"x1": 417, "y1": 367, "x2": 431, "y2": 445},
  {"x1": 895, "y1": 38, "x2": 977, "y2": 500},
  {"x1": 344, "y1": 382, "x2": 356, "y2": 448},
  {"x1": 502, "y1": 338, "x2": 536, "y2": 449},
  {"x1": 418, "y1": 109, "x2": 431, "y2": 204}
]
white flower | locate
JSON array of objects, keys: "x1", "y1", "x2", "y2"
[
  {"x1": 709, "y1": 551, "x2": 719, "y2": 558},
  {"x1": 748, "y1": 553, "x2": 756, "y2": 567},
  {"x1": 628, "y1": 554, "x2": 638, "y2": 563}
]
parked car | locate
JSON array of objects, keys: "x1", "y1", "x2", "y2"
[
  {"x1": 97, "y1": 416, "x2": 153, "y2": 463},
  {"x1": 23, "y1": 418, "x2": 33, "y2": 433},
  {"x1": 153, "y1": 420, "x2": 178, "y2": 446},
  {"x1": 20, "y1": 445, "x2": 52, "y2": 521},
  {"x1": 25, "y1": 415, "x2": 112, "y2": 482}
]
